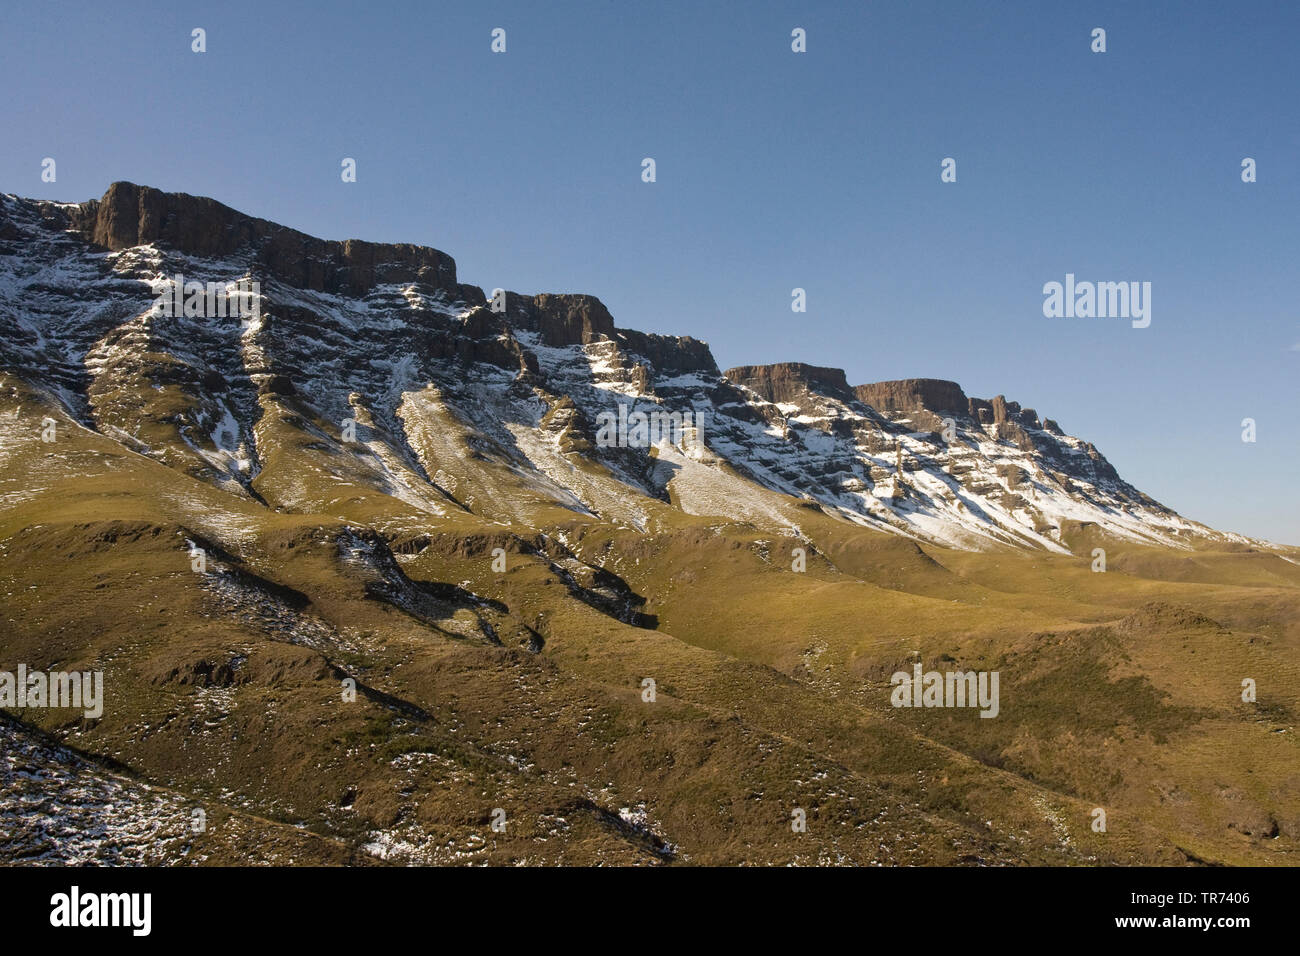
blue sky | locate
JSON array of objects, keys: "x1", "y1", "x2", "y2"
[{"x1": 3, "y1": 0, "x2": 1297, "y2": 543}]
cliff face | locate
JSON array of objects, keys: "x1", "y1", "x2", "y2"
[
  {"x1": 854, "y1": 379, "x2": 1052, "y2": 432},
  {"x1": 67, "y1": 182, "x2": 463, "y2": 299},
  {"x1": 0, "y1": 183, "x2": 1242, "y2": 552},
  {"x1": 54, "y1": 184, "x2": 720, "y2": 385},
  {"x1": 724, "y1": 363, "x2": 855, "y2": 405},
  {"x1": 723, "y1": 363, "x2": 1126, "y2": 505},
  {"x1": 853, "y1": 378, "x2": 970, "y2": 417},
  {"x1": 507, "y1": 292, "x2": 617, "y2": 347}
]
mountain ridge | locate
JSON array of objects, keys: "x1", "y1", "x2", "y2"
[
  {"x1": 3, "y1": 182, "x2": 1299, "y2": 869},
  {"x1": 0, "y1": 182, "x2": 1263, "y2": 552}
]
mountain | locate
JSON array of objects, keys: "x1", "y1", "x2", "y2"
[
  {"x1": 2, "y1": 183, "x2": 1298, "y2": 867},
  {"x1": 0, "y1": 183, "x2": 1255, "y2": 553}
]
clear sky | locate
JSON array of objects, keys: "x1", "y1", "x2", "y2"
[{"x1": 3, "y1": 1, "x2": 1297, "y2": 543}]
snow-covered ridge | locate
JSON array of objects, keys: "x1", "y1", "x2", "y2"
[{"x1": 0, "y1": 187, "x2": 1264, "y2": 552}]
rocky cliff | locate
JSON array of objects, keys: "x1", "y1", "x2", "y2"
[{"x1": 0, "y1": 183, "x2": 1249, "y2": 552}]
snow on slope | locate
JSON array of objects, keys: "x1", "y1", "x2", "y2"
[{"x1": 0, "y1": 190, "x2": 1264, "y2": 552}]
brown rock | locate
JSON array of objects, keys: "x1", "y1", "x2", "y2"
[
  {"x1": 723, "y1": 363, "x2": 854, "y2": 404},
  {"x1": 852, "y1": 378, "x2": 969, "y2": 417},
  {"x1": 69, "y1": 182, "x2": 460, "y2": 298}
]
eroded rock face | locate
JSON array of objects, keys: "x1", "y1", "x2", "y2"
[
  {"x1": 715, "y1": 360, "x2": 1147, "y2": 546},
  {"x1": 67, "y1": 182, "x2": 462, "y2": 298},
  {"x1": 725, "y1": 363, "x2": 855, "y2": 405},
  {"x1": 511, "y1": 292, "x2": 617, "y2": 347},
  {"x1": 854, "y1": 380, "x2": 1047, "y2": 430},
  {"x1": 0, "y1": 182, "x2": 1239, "y2": 552},
  {"x1": 854, "y1": 378, "x2": 969, "y2": 417},
  {"x1": 617, "y1": 330, "x2": 718, "y2": 377}
]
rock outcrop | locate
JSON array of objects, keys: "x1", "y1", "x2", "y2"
[
  {"x1": 853, "y1": 378, "x2": 970, "y2": 417},
  {"x1": 66, "y1": 181, "x2": 464, "y2": 299},
  {"x1": 724, "y1": 363, "x2": 856, "y2": 405}
]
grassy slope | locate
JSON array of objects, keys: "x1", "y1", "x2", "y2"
[{"x1": 1, "y1": 380, "x2": 1296, "y2": 865}]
